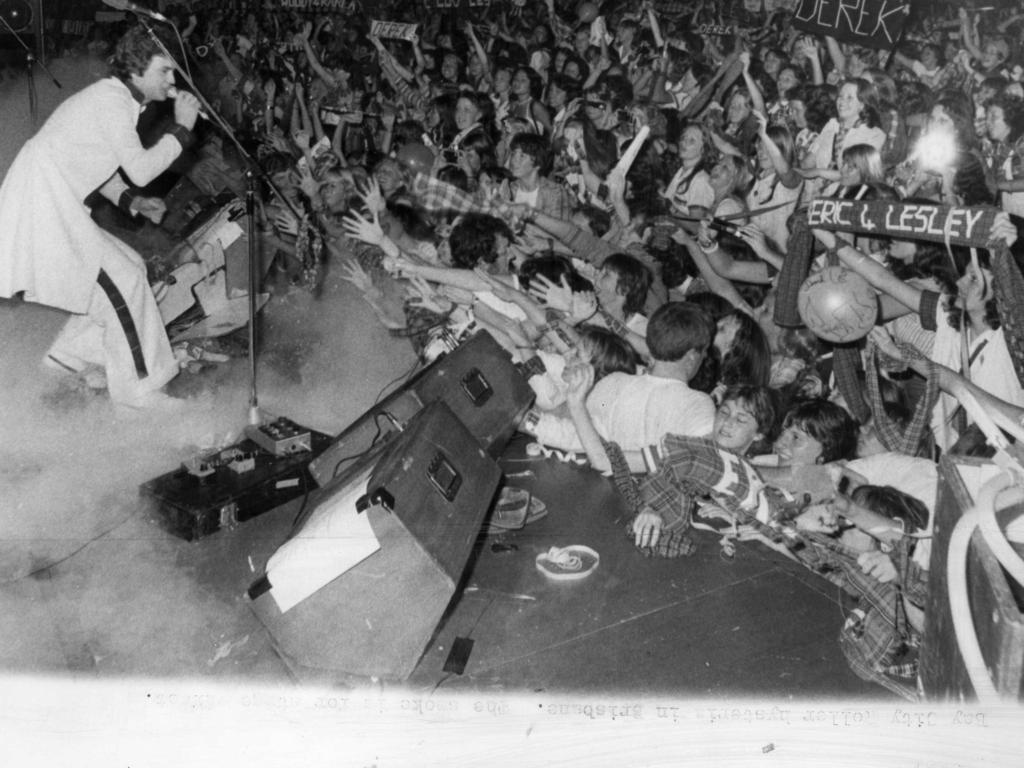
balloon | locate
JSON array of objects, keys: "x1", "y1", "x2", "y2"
[
  {"x1": 797, "y1": 266, "x2": 877, "y2": 344},
  {"x1": 577, "y1": 2, "x2": 599, "y2": 23},
  {"x1": 395, "y1": 142, "x2": 435, "y2": 176}
]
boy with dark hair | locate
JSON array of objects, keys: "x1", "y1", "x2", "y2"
[
  {"x1": 645, "y1": 302, "x2": 711, "y2": 362},
  {"x1": 448, "y1": 213, "x2": 516, "y2": 269},
  {"x1": 599, "y1": 253, "x2": 651, "y2": 320},
  {"x1": 776, "y1": 398, "x2": 860, "y2": 465},
  {"x1": 507, "y1": 132, "x2": 574, "y2": 224},
  {"x1": 523, "y1": 301, "x2": 715, "y2": 454}
]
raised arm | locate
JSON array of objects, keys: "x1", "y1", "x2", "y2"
[
  {"x1": 811, "y1": 228, "x2": 923, "y2": 312},
  {"x1": 736, "y1": 224, "x2": 784, "y2": 273},
  {"x1": 753, "y1": 111, "x2": 800, "y2": 187},
  {"x1": 676, "y1": 229, "x2": 753, "y2": 311},
  {"x1": 295, "y1": 29, "x2": 338, "y2": 90},
  {"x1": 823, "y1": 35, "x2": 846, "y2": 78},
  {"x1": 959, "y1": 8, "x2": 984, "y2": 63},
  {"x1": 463, "y1": 21, "x2": 493, "y2": 86},
  {"x1": 680, "y1": 50, "x2": 741, "y2": 119},
  {"x1": 738, "y1": 51, "x2": 767, "y2": 117}
]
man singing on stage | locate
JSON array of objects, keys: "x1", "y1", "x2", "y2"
[{"x1": 0, "y1": 25, "x2": 200, "y2": 410}]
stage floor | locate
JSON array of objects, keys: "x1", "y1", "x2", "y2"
[{"x1": 98, "y1": 431, "x2": 885, "y2": 700}]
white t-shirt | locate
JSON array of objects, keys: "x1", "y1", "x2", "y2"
[
  {"x1": 808, "y1": 118, "x2": 887, "y2": 173},
  {"x1": 532, "y1": 372, "x2": 715, "y2": 452},
  {"x1": 746, "y1": 171, "x2": 803, "y2": 252},
  {"x1": 666, "y1": 167, "x2": 714, "y2": 215},
  {"x1": 514, "y1": 186, "x2": 540, "y2": 209}
]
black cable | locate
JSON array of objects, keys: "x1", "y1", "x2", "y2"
[
  {"x1": 330, "y1": 412, "x2": 385, "y2": 480},
  {"x1": 21, "y1": 510, "x2": 137, "y2": 581},
  {"x1": 288, "y1": 466, "x2": 314, "y2": 535},
  {"x1": 373, "y1": 355, "x2": 423, "y2": 406},
  {"x1": 328, "y1": 356, "x2": 422, "y2": 480}
]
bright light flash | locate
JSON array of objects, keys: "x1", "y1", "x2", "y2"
[{"x1": 913, "y1": 128, "x2": 957, "y2": 171}]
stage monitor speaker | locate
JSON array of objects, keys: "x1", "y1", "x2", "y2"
[
  {"x1": 308, "y1": 330, "x2": 535, "y2": 486},
  {"x1": 248, "y1": 401, "x2": 501, "y2": 682}
]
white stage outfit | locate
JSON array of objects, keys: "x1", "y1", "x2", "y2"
[{"x1": 0, "y1": 76, "x2": 194, "y2": 404}]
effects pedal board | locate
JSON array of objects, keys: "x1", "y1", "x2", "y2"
[
  {"x1": 245, "y1": 418, "x2": 313, "y2": 456},
  {"x1": 141, "y1": 422, "x2": 330, "y2": 541}
]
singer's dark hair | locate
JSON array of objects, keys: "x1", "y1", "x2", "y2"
[{"x1": 110, "y1": 24, "x2": 172, "y2": 82}]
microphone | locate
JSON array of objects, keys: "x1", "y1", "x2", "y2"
[
  {"x1": 167, "y1": 86, "x2": 210, "y2": 121},
  {"x1": 101, "y1": 0, "x2": 168, "y2": 23}
]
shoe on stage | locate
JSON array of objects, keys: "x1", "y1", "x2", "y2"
[{"x1": 41, "y1": 354, "x2": 107, "y2": 391}]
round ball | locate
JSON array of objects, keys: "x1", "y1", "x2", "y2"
[
  {"x1": 395, "y1": 143, "x2": 435, "y2": 176},
  {"x1": 797, "y1": 265, "x2": 877, "y2": 344},
  {"x1": 577, "y1": 2, "x2": 599, "y2": 23}
]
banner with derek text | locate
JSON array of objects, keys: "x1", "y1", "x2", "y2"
[{"x1": 792, "y1": 0, "x2": 911, "y2": 51}]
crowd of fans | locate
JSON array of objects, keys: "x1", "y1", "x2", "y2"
[{"x1": 76, "y1": 0, "x2": 1024, "y2": 698}]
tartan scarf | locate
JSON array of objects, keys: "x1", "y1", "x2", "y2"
[
  {"x1": 989, "y1": 244, "x2": 1024, "y2": 389},
  {"x1": 864, "y1": 345, "x2": 940, "y2": 456},
  {"x1": 773, "y1": 207, "x2": 814, "y2": 328}
]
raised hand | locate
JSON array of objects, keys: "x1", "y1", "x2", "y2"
[
  {"x1": 341, "y1": 208, "x2": 385, "y2": 246},
  {"x1": 273, "y1": 206, "x2": 300, "y2": 237},
  {"x1": 172, "y1": 89, "x2": 201, "y2": 131},
  {"x1": 990, "y1": 211, "x2": 1019, "y2": 248},
  {"x1": 867, "y1": 326, "x2": 904, "y2": 362},
  {"x1": 339, "y1": 259, "x2": 374, "y2": 292},
  {"x1": 292, "y1": 128, "x2": 311, "y2": 152},
  {"x1": 737, "y1": 223, "x2": 767, "y2": 252},
  {"x1": 810, "y1": 227, "x2": 838, "y2": 251},
  {"x1": 357, "y1": 175, "x2": 386, "y2": 215},
  {"x1": 294, "y1": 162, "x2": 318, "y2": 201},
  {"x1": 564, "y1": 361, "x2": 595, "y2": 406},
  {"x1": 752, "y1": 109, "x2": 768, "y2": 135},
  {"x1": 133, "y1": 196, "x2": 168, "y2": 225},
  {"x1": 528, "y1": 274, "x2": 574, "y2": 313},
  {"x1": 406, "y1": 276, "x2": 454, "y2": 314}
]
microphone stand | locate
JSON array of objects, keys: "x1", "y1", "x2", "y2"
[
  {"x1": 0, "y1": 14, "x2": 62, "y2": 128},
  {"x1": 138, "y1": 16, "x2": 302, "y2": 428}
]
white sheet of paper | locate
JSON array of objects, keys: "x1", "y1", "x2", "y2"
[{"x1": 265, "y1": 469, "x2": 380, "y2": 613}]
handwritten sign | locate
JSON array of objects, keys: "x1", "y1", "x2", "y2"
[
  {"x1": 792, "y1": 0, "x2": 910, "y2": 51},
  {"x1": 652, "y1": 0, "x2": 690, "y2": 16},
  {"x1": 423, "y1": 0, "x2": 493, "y2": 11},
  {"x1": 370, "y1": 20, "x2": 418, "y2": 41},
  {"x1": 279, "y1": 0, "x2": 353, "y2": 9},
  {"x1": 807, "y1": 199, "x2": 999, "y2": 247},
  {"x1": 696, "y1": 24, "x2": 739, "y2": 36}
]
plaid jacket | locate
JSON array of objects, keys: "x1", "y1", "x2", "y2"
[
  {"x1": 637, "y1": 435, "x2": 775, "y2": 532},
  {"x1": 793, "y1": 535, "x2": 928, "y2": 699}
]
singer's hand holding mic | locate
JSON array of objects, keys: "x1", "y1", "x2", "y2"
[{"x1": 167, "y1": 86, "x2": 202, "y2": 130}]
